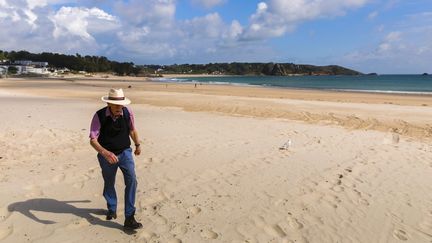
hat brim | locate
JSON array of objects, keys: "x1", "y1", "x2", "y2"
[{"x1": 101, "y1": 96, "x2": 131, "y2": 105}]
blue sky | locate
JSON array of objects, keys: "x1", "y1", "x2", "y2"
[{"x1": 0, "y1": 0, "x2": 431, "y2": 74}]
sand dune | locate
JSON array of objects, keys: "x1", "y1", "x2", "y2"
[{"x1": 0, "y1": 77, "x2": 432, "y2": 242}]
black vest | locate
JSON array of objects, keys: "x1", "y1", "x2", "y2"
[{"x1": 97, "y1": 107, "x2": 131, "y2": 154}]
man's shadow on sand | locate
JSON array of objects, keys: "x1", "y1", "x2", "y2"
[{"x1": 8, "y1": 198, "x2": 136, "y2": 234}]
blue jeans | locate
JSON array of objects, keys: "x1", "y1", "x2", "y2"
[{"x1": 97, "y1": 148, "x2": 137, "y2": 217}]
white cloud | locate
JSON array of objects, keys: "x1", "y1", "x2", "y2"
[
  {"x1": 257, "y1": 2, "x2": 267, "y2": 12},
  {"x1": 114, "y1": 0, "x2": 175, "y2": 28},
  {"x1": 190, "y1": 0, "x2": 226, "y2": 9},
  {"x1": 112, "y1": 0, "x2": 179, "y2": 61},
  {"x1": 112, "y1": 39, "x2": 178, "y2": 62},
  {"x1": 242, "y1": 0, "x2": 370, "y2": 40},
  {"x1": 0, "y1": 1, "x2": 21, "y2": 21},
  {"x1": 368, "y1": 11, "x2": 378, "y2": 20},
  {"x1": 50, "y1": 6, "x2": 119, "y2": 41},
  {"x1": 0, "y1": 0, "x2": 65, "y2": 29},
  {"x1": 23, "y1": 8, "x2": 38, "y2": 28},
  {"x1": 225, "y1": 20, "x2": 242, "y2": 39},
  {"x1": 348, "y1": 31, "x2": 405, "y2": 58},
  {"x1": 0, "y1": 0, "x2": 122, "y2": 57},
  {"x1": 27, "y1": 0, "x2": 47, "y2": 9},
  {"x1": 342, "y1": 24, "x2": 432, "y2": 73},
  {"x1": 183, "y1": 12, "x2": 224, "y2": 38},
  {"x1": 100, "y1": 1, "x2": 177, "y2": 61},
  {"x1": 51, "y1": 7, "x2": 93, "y2": 40},
  {"x1": 0, "y1": 10, "x2": 19, "y2": 21},
  {"x1": 377, "y1": 43, "x2": 390, "y2": 52},
  {"x1": 384, "y1": 31, "x2": 401, "y2": 42},
  {"x1": 116, "y1": 27, "x2": 150, "y2": 43}
]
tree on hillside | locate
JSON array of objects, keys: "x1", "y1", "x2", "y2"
[
  {"x1": 0, "y1": 50, "x2": 139, "y2": 75},
  {"x1": 0, "y1": 51, "x2": 6, "y2": 60}
]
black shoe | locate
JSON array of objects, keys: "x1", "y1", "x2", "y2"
[
  {"x1": 106, "y1": 210, "x2": 117, "y2": 220},
  {"x1": 124, "y1": 214, "x2": 143, "y2": 229}
]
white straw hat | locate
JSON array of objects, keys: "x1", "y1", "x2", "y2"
[{"x1": 101, "y1": 88, "x2": 131, "y2": 105}]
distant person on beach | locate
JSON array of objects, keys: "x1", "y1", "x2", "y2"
[{"x1": 89, "y1": 88, "x2": 143, "y2": 230}]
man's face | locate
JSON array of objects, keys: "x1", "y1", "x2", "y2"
[{"x1": 108, "y1": 103, "x2": 124, "y2": 117}]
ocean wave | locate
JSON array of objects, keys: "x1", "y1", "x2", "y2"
[
  {"x1": 333, "y1": 89, "x2": 432, "y2": 95},
  {"x1": 152, "y1": 77, "x2": 191, "y2": 82},
  {"x1": 152, "y1": 76, "x2": 432, "y2": 95},
  {"x1": 153, "y1": 77, "x2": 261, "y2": 87}
]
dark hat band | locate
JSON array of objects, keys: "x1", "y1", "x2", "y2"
[{"x1": 108, "y1": 96, "x2": 125, "y2": 100}]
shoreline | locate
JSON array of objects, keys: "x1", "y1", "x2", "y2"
[
  {"x1": 4, "y1": 76, "x2": 432, "y2": 106},
  {"x1": 156, "y1": 74, "x2": 432, "y2": 97},
  {"x1": 154, "y1": 77, "x2": 432, "y2": 98}
]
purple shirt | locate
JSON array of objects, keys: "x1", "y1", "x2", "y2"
[{"x1": 89, "y1": 106, "x2": 135, "y2": 139}]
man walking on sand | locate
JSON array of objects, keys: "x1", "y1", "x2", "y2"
[{"x1": 89, "y1": 88, "x2": 143, "y2": 230}]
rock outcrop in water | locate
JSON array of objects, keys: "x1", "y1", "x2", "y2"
[
  {"x1": 156, "y1": 62, "x2": 362, "y2": 76},
  {"x1": 260, "y1": 63, "x2": 361, "y2": 76}
]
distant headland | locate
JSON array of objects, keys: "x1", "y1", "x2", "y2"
[{"x1": 0, "y1": 50, "x2": 362, "y2": 77}]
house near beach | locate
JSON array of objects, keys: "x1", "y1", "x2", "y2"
[
  {"x1": 0, "y1": 59, "x2": 8, "y2": 76},
  {"x1": 0, "y1": 60, "x2": 49, "y2": 75},
  {"x1": 0, "y1": 66, "x2": 7, "y2": 76}
]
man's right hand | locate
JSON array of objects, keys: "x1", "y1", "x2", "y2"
[{"x1": 102, "y1": 150, "x2": 119, "y2": 164}]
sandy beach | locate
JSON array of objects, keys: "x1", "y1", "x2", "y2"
[{"x1": 1, "y1": 76, "x2": 432, "y2": 242}]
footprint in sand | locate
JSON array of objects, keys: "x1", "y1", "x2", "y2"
[
  {"x1": 331, "y1": 185, "x2": 344, "y2": 192},
  {"x1": 52, "y1": 174, "x2": 66, "y2": 183},
  {"x1": 87, "y1": 166, "x2": 98, "y2": 173},
  {"x1": 0, "y1": 225, "x2": 13, "y2": 241},
  {"x1": 263, "y1": 224, "x2": 287, "y2": 238},
  {"x1": 84, "y1": 167, "x2": 99, "y2": 179},
  {"x1": 0, "y1": 176, "x2": 9, "y2": 183},
  {"x1": 170, "y1": 223, "x2": 188, "y2": 235},
  {"x1": 252, "y1": 215, "x2": 267, "y2": 228},
  {"x1": 286, "y1": 215, "x2": 303, "y2": 230},
  {"x1": 72, "y1": 181, "x2": 84, "y2": 189},
  {"x1": 136, "y1": 158, "x2": 153, "y2": 169},
  {"x1": 153, "y1": 215, "x2": 168, "y2": 225},
  {"x1": 200, "y1": 228, "x2": 218, "y2": 240},
  {"x1": 418, "y1": 210, "x2": 432, "y2": 233},
  {"x1": 66, "y1": 218, "x2": 91, "y2": 230},
  {"x1": 418, "y1": 219, "x2": 432, "y2": 233},
  {"x1": 0, "y1": 207, "x2": 11, "y2": 221},
  {"x1": 138, "y1": 230, "x2": 157, "y2": 241},
  {"x1": 358, "y1": 198, "x2": 370, "y2": 206},
  {"x1": 138, "y1": 191, "x2": 168, "y2": 208},
  {"x1": 187, "y1": 206, "x2": 201, "y2": 216},
  {"x1": 148, "y1": 157, "x2": 164, "y2": 164},
  {"x1": 252, "y1": 215, "x2": 292, "y2": 239},
  {"x1": 392, "y1": 229, "x2": 409, "y2": 241},
  {"x1": 167, "y1": 238, "x2": 182, "y2": 243}
]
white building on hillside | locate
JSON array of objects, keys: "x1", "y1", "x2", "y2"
[
  {"x1": 14, "y1": 60, "x2": 48, "y2": 67},
  {"x1": 0, "y1": 60, "x2": 50, "y2": 75},
  {"x1": 21, "y1": 65, "x2": 49, "y2": 74}
]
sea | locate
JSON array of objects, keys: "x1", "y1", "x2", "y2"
[{"x1": 155, "y1": 74, "x2": 432, "y2": 95}]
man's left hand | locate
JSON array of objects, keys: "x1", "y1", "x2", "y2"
[{"x1": 134, "y1": 145, "x2": 141, "y2": 156}]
